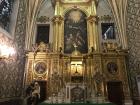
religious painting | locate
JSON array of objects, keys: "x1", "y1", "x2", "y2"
[
  {"x1": 36, "y1": 25, "x2": 50, "y2": 44},
  {"x1": 101, "y1": 23, "x2": 115, "y2": 40},
  {"x1": 35, "y1": 62, "x2": 47, "y2": 74},
  {"x1": 64, "y1": 9, "x2": 88, "y2": 54},
  {"x1": 107, "y1": 62, "x2": 118, "y2": 75}
]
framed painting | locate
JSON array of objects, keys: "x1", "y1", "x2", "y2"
[
  {"x1": 35, "y1": 62, "x2": 47, "y2": 75},
  {"x1": 64, "y1": 9, "x2": 88, "y2": 54},
  {"x1": 107, "y1": 62, "x2": 118, "y2": 75},
  {"x1": 101, "y1": 23, "x2": 115, "y2": 40}
]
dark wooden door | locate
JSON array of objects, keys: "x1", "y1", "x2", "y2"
[
  {"x1": 107, "y1": 81, "x2": 124, "y2": 105},
  {"x1": 36, "y1": 80, "x2": 47, "y2": 102}
]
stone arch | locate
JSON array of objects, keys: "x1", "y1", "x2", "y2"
[{"x1": 63, "y1": 7, "x2": 89, "y2": 17}]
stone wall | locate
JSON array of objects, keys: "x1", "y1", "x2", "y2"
[
  {"x1": 127, "y1": 0, "x2": 140, "y2": 97},
  {"x1": 0, "y1": 0, "x2": 27, "y2": 103},
  {"x1": 0, "y1": 32, "x2": 18, "y2": 98}
]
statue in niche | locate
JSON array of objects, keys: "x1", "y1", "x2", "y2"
[
  {"x1": 51, "y1": 72, "x2": 59, "y2": 93},
  {"x1": 93, "y1": 71, "x2": 103, "y2": 96},
  {"x1": 93, "y1": 63, "x2": 103, "y2": 97}
]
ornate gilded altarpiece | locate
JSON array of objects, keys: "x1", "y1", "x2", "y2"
[{"x1": 25, "y1": 0, "x2": 132, "y2": 104}]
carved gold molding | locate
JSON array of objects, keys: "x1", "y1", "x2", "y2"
[
  {"x1": 52, "y1": 0, "x2": 98, "y2": 53},
  {"x1": 60, "y1": 0, "x2": 91, "y2": 3}
]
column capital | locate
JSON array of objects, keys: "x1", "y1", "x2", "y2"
[
  {"x1": 87, "y1": 15, "x2": 99, "y2": 23},
  {"x1": 51, "y1": 15, "x2": 64, "y2": 23}
]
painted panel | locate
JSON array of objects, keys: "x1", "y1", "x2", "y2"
[
  {"x1": 64, "y1": 9, "x2": 88, "y2": 54},
  {"x1": 101, "y1": 23, "x2": 115, "y2": 40}
]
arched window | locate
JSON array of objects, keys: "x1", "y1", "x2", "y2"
[{"x1": 0, "y1": 0, "x2": 14, "y2": 30}]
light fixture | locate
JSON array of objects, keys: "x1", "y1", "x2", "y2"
[{"x1": 0, "y1": 43, "x2": 16, "y2": 60}]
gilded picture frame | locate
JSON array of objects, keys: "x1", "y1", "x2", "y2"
[
  {"x1": 34, "y1": 61, "x2": 47, "y2": 75},
  {"x1": 107, "y1": 62, "x2": 118, "y2": 75}
]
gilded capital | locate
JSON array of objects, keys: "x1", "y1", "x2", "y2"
[
  {"x1": 87, "y1": 15, "x2": 98, "y2": 23},
  {"x1": 51, "y1": 15, "x2": 64, "y2": 23}
]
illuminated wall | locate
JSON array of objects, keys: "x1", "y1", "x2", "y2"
[
  {"x1": 0, "y1": 31, "x2": 18, "y2": 98},
  {"x1": 0, "y1": 0, "x2": 26, "y2": 104}
]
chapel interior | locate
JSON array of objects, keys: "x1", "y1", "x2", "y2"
[{"x1": 0, "y1": 0, "x2": 140, "y2": 105}]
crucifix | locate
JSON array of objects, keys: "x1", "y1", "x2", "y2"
[{"x1": 73, "y1": 43, "x2": 78, "y2": 51}]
